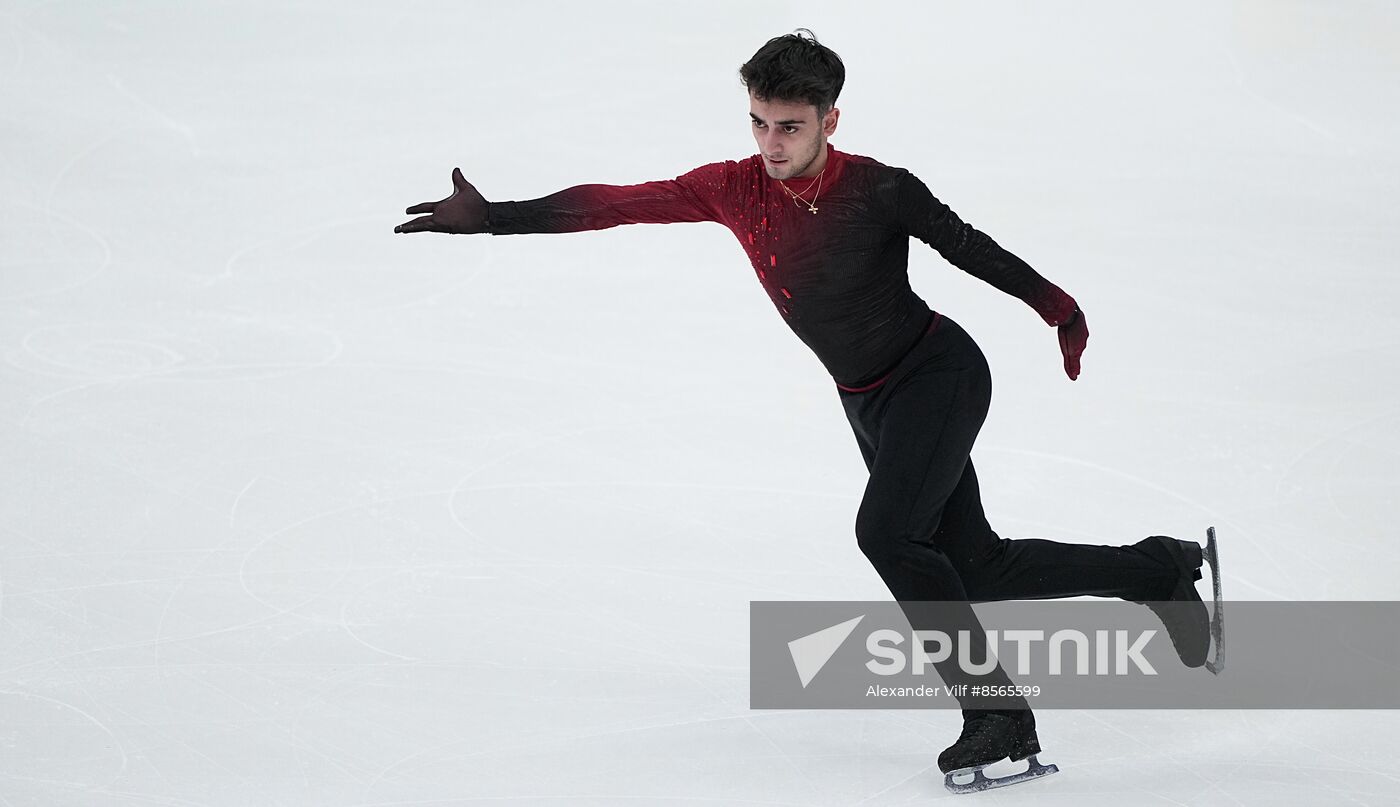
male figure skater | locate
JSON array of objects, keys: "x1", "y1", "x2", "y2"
[{"x1": 395, "y1": 29, "x2": 1221, "y2": 794}]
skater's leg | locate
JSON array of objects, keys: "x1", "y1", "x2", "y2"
[
  {"x1": 931, "y1": 459, "x2": 1182, "y2": 602},
  {"x1": 928, "y1": 456, "x2": 1212, "y2": 666},
  {"x1": 848, "y1": 326, "x2": 1026, "y2": 708},
  {"x1": 841, "y1": 315, "x2": 1059, "y2": 783},
  {"x1": 850, "y1": 317, "x2": 989, "y2": 606}
]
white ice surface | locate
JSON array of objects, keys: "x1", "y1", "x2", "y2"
[{"x1": 3, "y1": 1, "x2": 1399, "y2": 805}]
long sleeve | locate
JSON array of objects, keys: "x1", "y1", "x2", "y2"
[
  {"x1": 485, "y1": 160, "x2": 734, "y2": 235},
  {"x1": 894, "y1": 170, "x2": 1077, "y2": 327}
]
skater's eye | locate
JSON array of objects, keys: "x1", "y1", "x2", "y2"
[{"x1": 750, "y1": 120, "x2": 801, "y2": 135}]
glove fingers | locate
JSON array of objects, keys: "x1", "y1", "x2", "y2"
[{"x1": 1060, "y1": 328, "x2": 1084, "y2": 380}]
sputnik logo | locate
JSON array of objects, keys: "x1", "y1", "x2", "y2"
[{"x1": 788, "y1": 615, "x2": 865, "y2": 688}]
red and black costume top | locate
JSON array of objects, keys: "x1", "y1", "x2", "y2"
[{"x1": 484, "y1": 143, "x2": 1078, "y2": 391}]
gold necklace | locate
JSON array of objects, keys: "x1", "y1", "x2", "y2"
[{"x1": 779, "y1": 170, "x2": 824, "y2": 214}]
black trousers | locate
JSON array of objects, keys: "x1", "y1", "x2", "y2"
[{"x1": 838, "y1": 312, "x2": 1178, "y2": 712}]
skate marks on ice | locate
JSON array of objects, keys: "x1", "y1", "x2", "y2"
[
  {"x1": 0, "y1": 200, "x2": 112, "y2": 304},
  {"x1": 0, "y1": 687, "x2": 129, "y2": 793}
]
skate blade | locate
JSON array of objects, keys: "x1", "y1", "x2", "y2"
[
  {"x1": 943, "y1": 754, "x2": 1060, "y2": 794},
  {"x1": 1203, "y1": 526, "x2": 1225, "y2": 675}
]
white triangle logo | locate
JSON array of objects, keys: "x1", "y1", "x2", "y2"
[{"x1": 788, "y1": 615, "x2": 865, "y2": 688}]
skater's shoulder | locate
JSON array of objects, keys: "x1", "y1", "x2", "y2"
[
  {"x1": 832, "y1": 147, "x2": 915, "y2": 176},
  {"x1": 829, "y1": 149, "x2": 923, "y2": 203},
  {"x1": 831, "y1": 148, "x2": 921, "y2": 189},
  {"x1": 678, "y1": 154, "x2": 750, "y2": 174},
  {"x1": 681, "y1": 153, "x2": 766, "y2": 182},
  {"x1": 833, "y1": 147, "x2": 888, "y2": 171},
  {"x1": 668, "y1": 155, "x2": 757, "y2": 192}
]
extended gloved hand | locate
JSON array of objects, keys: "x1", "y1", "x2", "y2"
[
  {"x1": 394, "y1": 167, "x2": 488, "y2": 234},
  {"x1": 1058, "y1": 307, "x2": 1088, "y2": 380}
]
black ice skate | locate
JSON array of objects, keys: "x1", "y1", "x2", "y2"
[
  {"x1": 939, "y1": 710, "x2": 1059, "y2": 794},
  {"x1": 1135, "y1": 527, "x2": 1225, "y2": 673}
]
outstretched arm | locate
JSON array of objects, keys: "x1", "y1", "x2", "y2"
[
  {"x1": 894, "y1": 170, "x2": 1088, "y2": 379},
  {"x1": 395, "y1": 162, "x2": 732, "y2": 236}
]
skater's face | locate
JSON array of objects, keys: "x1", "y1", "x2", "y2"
[{"x1": 749, "y1": 93, "x2": 839, "y2": 180}]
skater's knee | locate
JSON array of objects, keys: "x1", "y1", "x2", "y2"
[
  {"x1": 855, "y1": 518, "x2": 967, "y2": 597},
  {"x1": 943, "y1": 540, "x2": 1004, "y2": 599},
  {"x1": 854, "y1": 519, "x2": 898, "y2": 566},
  {"x1": 854, "y1": 505, "x2": 936, "y2": 565}
]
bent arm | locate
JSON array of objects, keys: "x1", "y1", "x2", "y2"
[
  {"x1": 487, "y1": 161, "x2": 733, "y2": 235},
  {"x1": 895, "y1": 171, "x2": 1077, "y2": 327}
]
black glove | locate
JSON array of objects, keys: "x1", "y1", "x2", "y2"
[
  {"x1": 1057, "y1": 307, "x2": 1088, "y2": 380},
  {"x1": 394, "y1": 167, "x2": 488, "y2": 234}
]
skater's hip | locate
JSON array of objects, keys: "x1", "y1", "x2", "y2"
[
  {"x1": 834, "y1": 311, "x2": 949, "y2": 395},
  {"x1": 836, "y1": 312, "x2": 988, "y2": 401}
]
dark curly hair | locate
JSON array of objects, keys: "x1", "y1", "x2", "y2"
[{"x1": 739, "y1": 29, "x2": 845, "y2": 119}]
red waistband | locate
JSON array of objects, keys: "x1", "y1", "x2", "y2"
[{"x1": 834, "y1": 311, "x2": 941, "y2": 393}]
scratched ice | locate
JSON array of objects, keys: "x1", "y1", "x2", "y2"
[{"x1": 2, "y1": 2, "x2": 1398, "y2": 805}]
